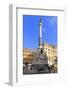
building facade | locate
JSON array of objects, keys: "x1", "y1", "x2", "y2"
[
  {"x1": 44, "y1": 43, "x2": 57, "y2": 66},
  {"x1": 23, "y1": 48, "x2": 33, "y2": 63},
  {"x1": 23, "y1": 43, "x2": 57, "y2": 66}
]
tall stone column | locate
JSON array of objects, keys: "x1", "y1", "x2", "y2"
[{"x1": 39, "y1": 18, "x2": 43, "y2": 49}]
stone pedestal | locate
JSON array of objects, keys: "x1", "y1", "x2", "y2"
[{"x1": 31, "y1": 47, "x2": 49, "y2": 73}]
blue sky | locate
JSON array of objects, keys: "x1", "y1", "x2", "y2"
[{"x1": 23, "y1": 15, "x2": 57, "y2": 48}]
